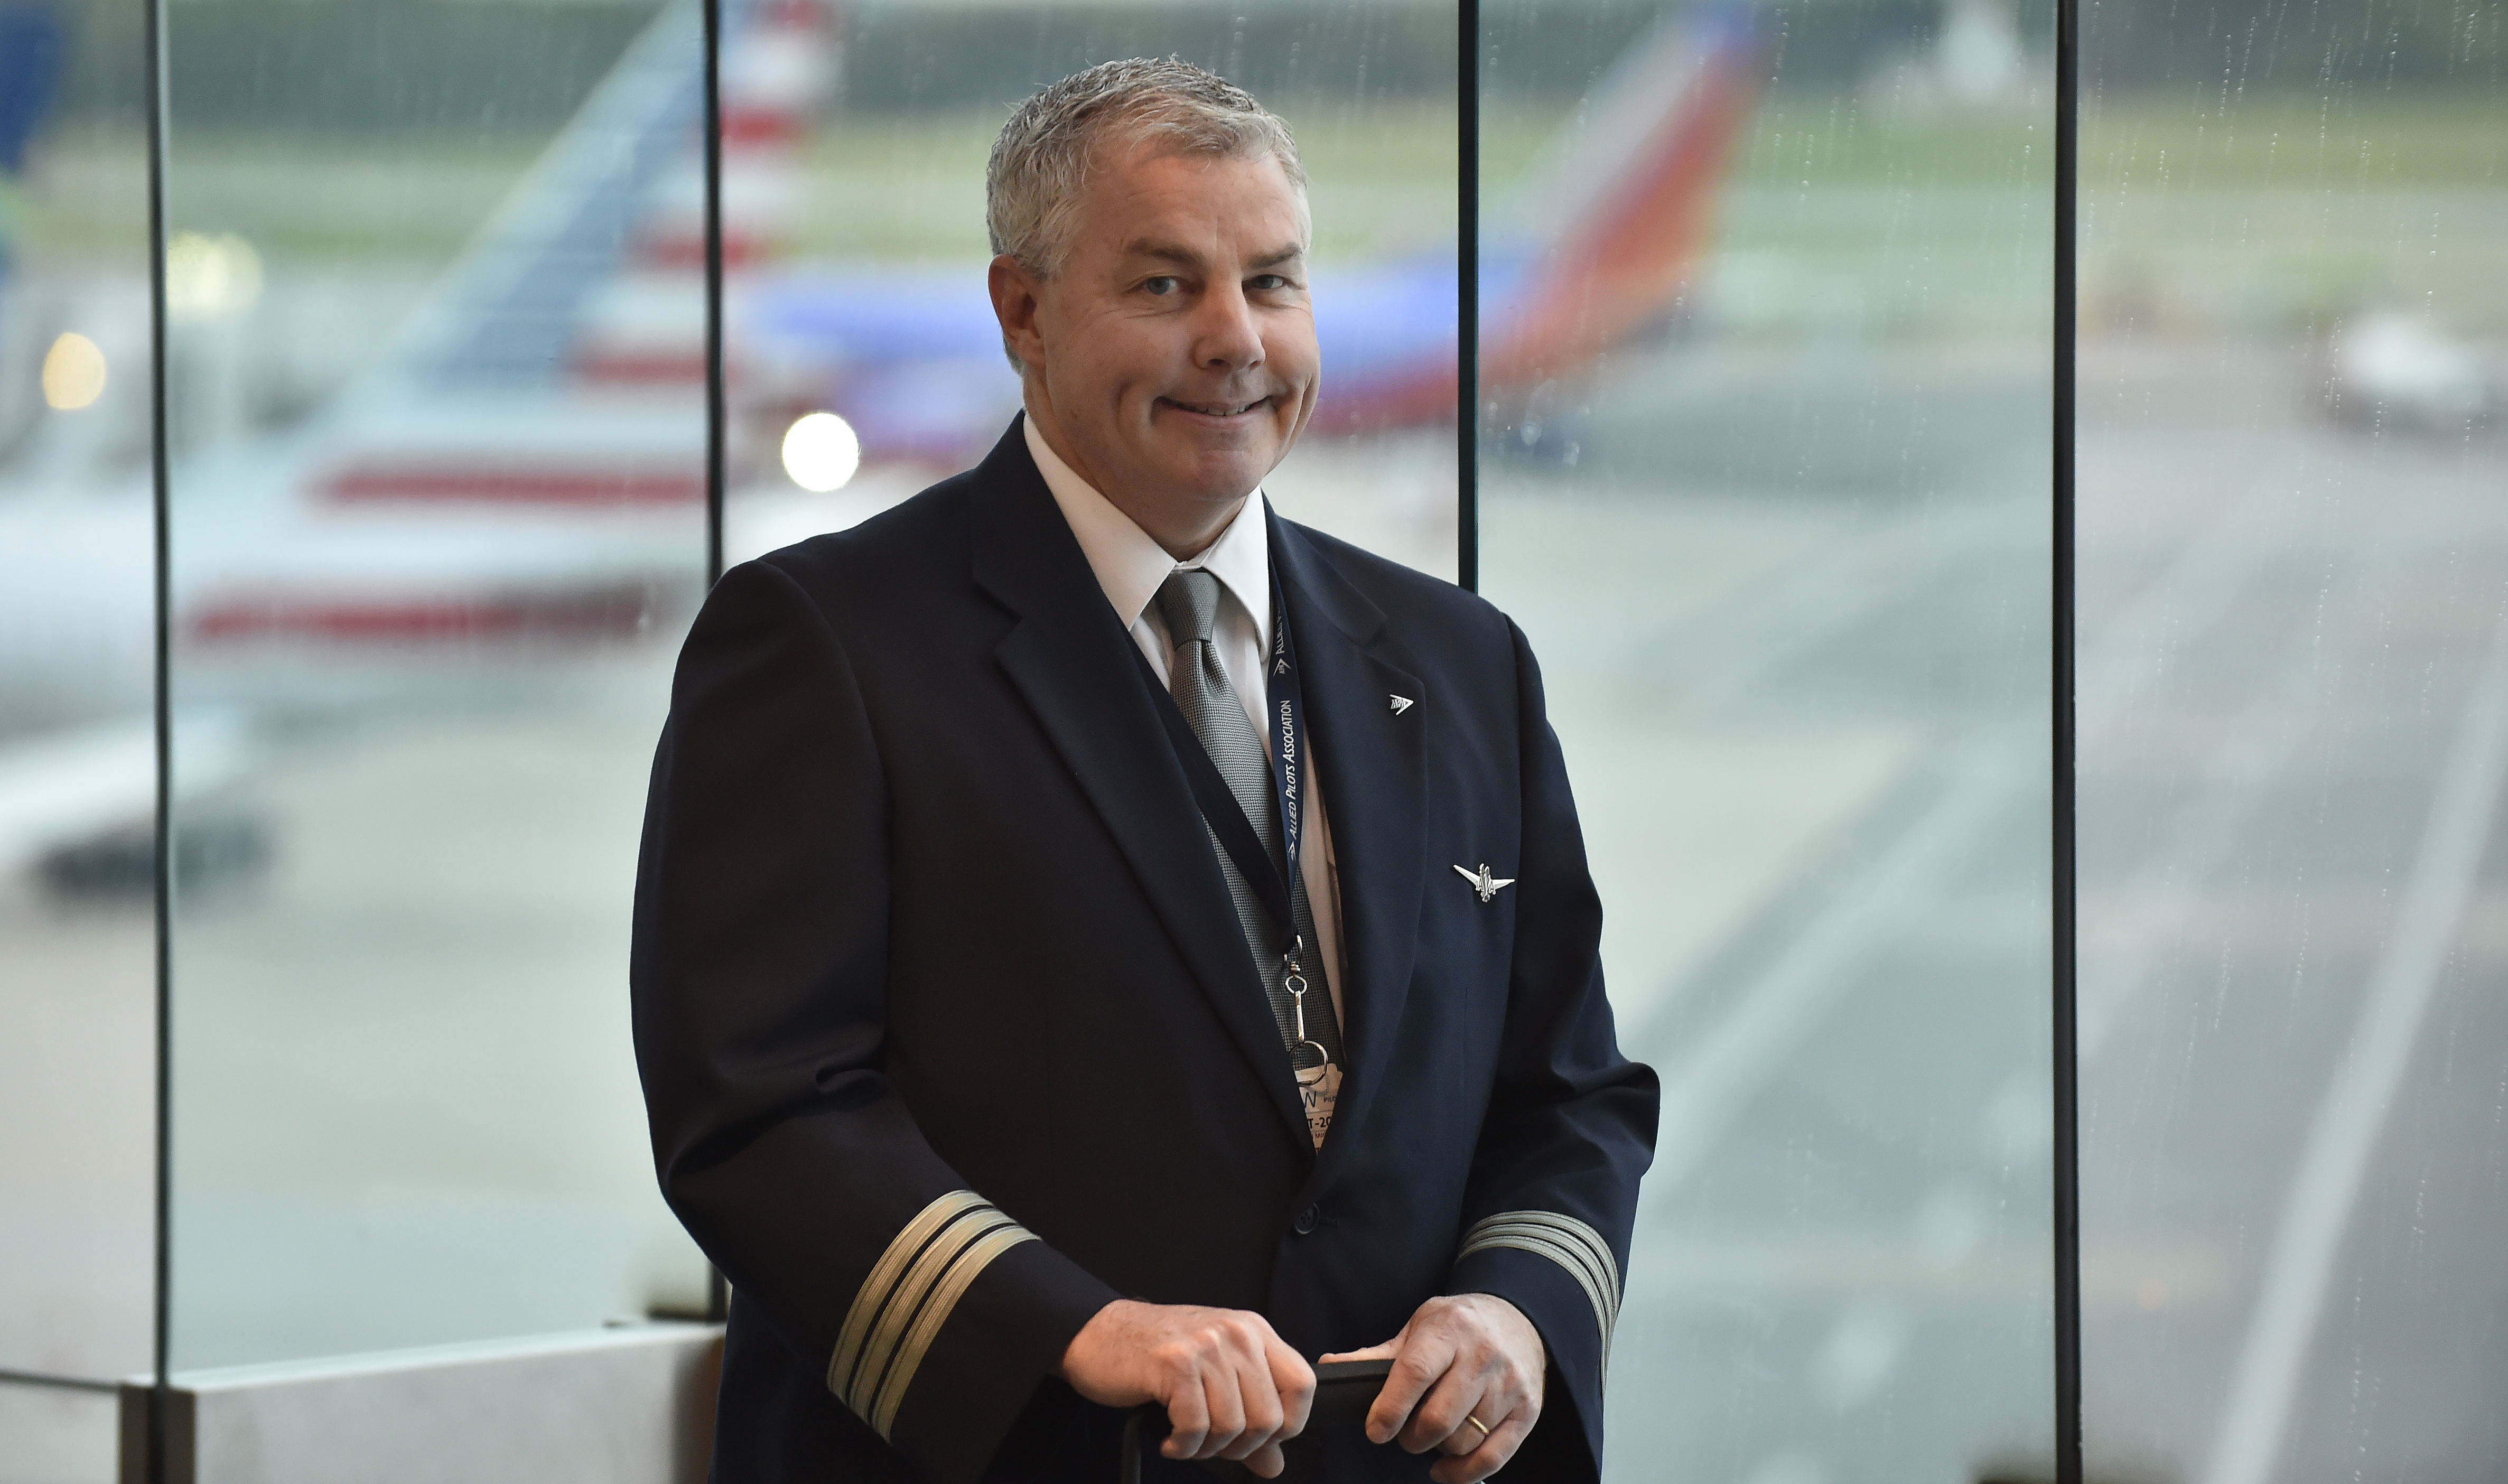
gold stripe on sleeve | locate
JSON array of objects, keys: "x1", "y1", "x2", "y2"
[
  {"x1": 852, "y1": 1209, "x2": 1012, "y2": 1414},
  {"x1": 868, "y1": 1219, "x2": 1040, "y2": 1437},
  {"x1": 827, "y1": 1191, "x2": 990, "y2": 1418},
  {"x1": 1466, "y1": 1216, "x2": 1620, "y2": 1329},
  {"x1": 1457, "y1": 1210, "x2": 1623, "y2": 1383},
  {"x1": 824, "y1": 1189, "x2": 1040, "y2": 1440}
]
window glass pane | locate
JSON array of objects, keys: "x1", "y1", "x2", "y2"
[
  {"x1": 162, "y1": 0, "x2": 710, "y2": 1368},
  {"x1": 722, "y1": 1, "x2": 1458, "y2": 578},
  {"x1": 2078, "y1": 0, "x2": 2508, "y2": 1477},
  {"x1": 1, "y1": 0, "x2": 155, "y2": 1473},
  {"x1": 1477, "y1": 1, "x2": 2058, "y2": 1477}
]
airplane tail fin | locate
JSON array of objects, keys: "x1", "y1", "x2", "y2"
[
  {"x1": 1481, "y1": 8, "x2": 1765, "y2": 388},
  {"x1": 1306, "y1": 10, "x2": 1764, "y2": 434},
  {"x1": 370, "y1": 0, "x2": 709, "y2": 398},
  {"x1": 343, "y1": 0, "x2": 840, "y2": 406},
  {"x1": 304, "y1": 0, "x2": 840, "y2": 514}
]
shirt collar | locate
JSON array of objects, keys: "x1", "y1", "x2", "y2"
[{"x1": 1024, "y1": 413, "x2": 1272, "y2": 647}]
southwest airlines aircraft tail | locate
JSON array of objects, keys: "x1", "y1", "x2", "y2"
[
  {"x1": 1484, "y1": 9, "x2": 1766, "y2": 389},
  {"x1": 743, "y1": 7, "x2": 1768, "y2": 452},
  {"x1": 1311, "y1": 7, "x2": 1768, "y2": 430}
]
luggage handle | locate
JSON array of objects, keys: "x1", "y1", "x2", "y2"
[{"x1": 1118, "y1": 1358, "x2": 1394, "y2": 1483}]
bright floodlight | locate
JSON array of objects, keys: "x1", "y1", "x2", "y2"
[
  {"x1": 42, "y1": 332, "x2": 108, "y2": 410},
  {"x1": 782, "y1": 411, "x2": 861, "y2": 492}
]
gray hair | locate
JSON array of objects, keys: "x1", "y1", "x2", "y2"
[{"x1": 986, "y1": 57, "x2": 1308, "y2": 283}]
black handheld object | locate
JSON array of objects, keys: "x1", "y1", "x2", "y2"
[
  {"x1": 1118, "y1": 1358, "x2": 1395, "y2": 1482},
  {"x1": 1310, "y1": 1357, "x2": 1396, "y2": 1433}
]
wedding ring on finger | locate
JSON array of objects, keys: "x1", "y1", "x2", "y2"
[{"x1": 1463, "y1": 1413, "x2": 1492, "y2": 1443}]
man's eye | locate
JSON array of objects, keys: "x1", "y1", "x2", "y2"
[
  {"x1": 1142, "y1": 276, "x2": 1180, "y2": 295},
  {"x1": 1250, "y1": 275, "x2": 1291, "y2": 292}
]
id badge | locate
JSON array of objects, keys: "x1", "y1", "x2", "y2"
[{"x1": 1297, "y1": 1060, "x2": 1341, "y2": 1148}]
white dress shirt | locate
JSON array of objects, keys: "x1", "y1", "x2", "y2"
[{"x1": 1024, "y1": 416, "x2": 1348, "y2": 1035}]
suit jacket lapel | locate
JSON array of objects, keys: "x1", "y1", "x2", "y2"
[
  {"x1": 1269, "y1": 512, "x2": 1426, "y2": 1161},
  {"x1": 967, "y1": 423, "x2": 1311, "y2": 1151}
]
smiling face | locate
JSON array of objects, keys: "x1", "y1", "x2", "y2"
[{"x1": 989, "y1": 139, "x2": 1320, "y2": 557}]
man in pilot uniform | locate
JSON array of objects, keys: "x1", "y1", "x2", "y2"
[{"x1": 631, "y1": 58, "x2": 1656, "y2": 1484}]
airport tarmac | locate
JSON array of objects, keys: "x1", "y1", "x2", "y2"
[
  {"x1": 2069, "y1": 348, "x2": 2508, "y2": 1484},
  {"x1": 1512, "y1": 338, "x2": 2508, "y2": 1484},
  {"x1": 6, "y1": 340, "x2": 2506, "y2": 1483},
  {"x1": 1483, "y1": 342, "x2": 2059, "y2": 1484}
]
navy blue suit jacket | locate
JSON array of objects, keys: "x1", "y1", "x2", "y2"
[{"x1": 631, "y1": 421, "x2": 1657, "y2": 1482}]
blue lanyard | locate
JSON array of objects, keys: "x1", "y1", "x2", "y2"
[
  {"x1": 1263, "y1": 558, "x2": 1309, "y2": 916},
  {"x1": 1130, "y1": 559, "x2": 1310, "y2": 958}
]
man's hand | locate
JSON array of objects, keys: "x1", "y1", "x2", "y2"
[
  {"x1": 1320, "y1": 1293, "x2": 1545, "y2": 1484},
  {"x1": 1058, "y1": 1299, "x2": 1315, "y2": 1478}
]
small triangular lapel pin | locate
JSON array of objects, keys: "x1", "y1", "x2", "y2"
[{"x1": 1388, "y1": 695, "x2": 1414, "y2": 715}]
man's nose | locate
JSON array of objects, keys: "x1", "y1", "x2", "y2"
[{"x1": 1191, "y1": 281, "x2": 1265, "y2": 372}]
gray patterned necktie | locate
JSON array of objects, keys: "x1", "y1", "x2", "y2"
[{"x1": 1151, "y1": 568, "x2": 1345, "y2": 1072}]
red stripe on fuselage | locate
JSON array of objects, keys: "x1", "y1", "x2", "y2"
[
  {"x1": 322, "y1": 465, "x2": 703, "y2": 506},
  {"x1": 187, "y1": 585, "x2": 663, "y2": 644}
]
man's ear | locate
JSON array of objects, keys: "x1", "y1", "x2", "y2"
[{"x1": 987, "y1": 254, "x2": 1046, "y2": 374}]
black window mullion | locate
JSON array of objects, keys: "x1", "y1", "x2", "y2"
[
  {"x1": 2053, "y1": 0, "x2": 2084, "y2": 1468},
  {"x1": 1457, "y1": 0, "x2": 1478, "y2": 594}
]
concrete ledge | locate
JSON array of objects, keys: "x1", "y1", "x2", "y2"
[{"x1": 117, "y1": 1322, "x2": 721, "y2": 1484}]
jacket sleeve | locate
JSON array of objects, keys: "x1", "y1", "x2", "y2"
[
  {"x1": 630, "y1": 556, "x2": 1119, "y2": 1484},
  {"x1": 1443, "y1": 617, "x2": 1661, "y2": 1474}
]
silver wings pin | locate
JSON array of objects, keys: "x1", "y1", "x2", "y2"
[{"x1": 1453, "y1": 863, "x2": 1516, "y2": 903}]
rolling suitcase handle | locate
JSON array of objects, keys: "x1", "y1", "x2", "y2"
[{"x1": 1119, "y1": 1358, "x2": 1394, "y2": 1482}]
